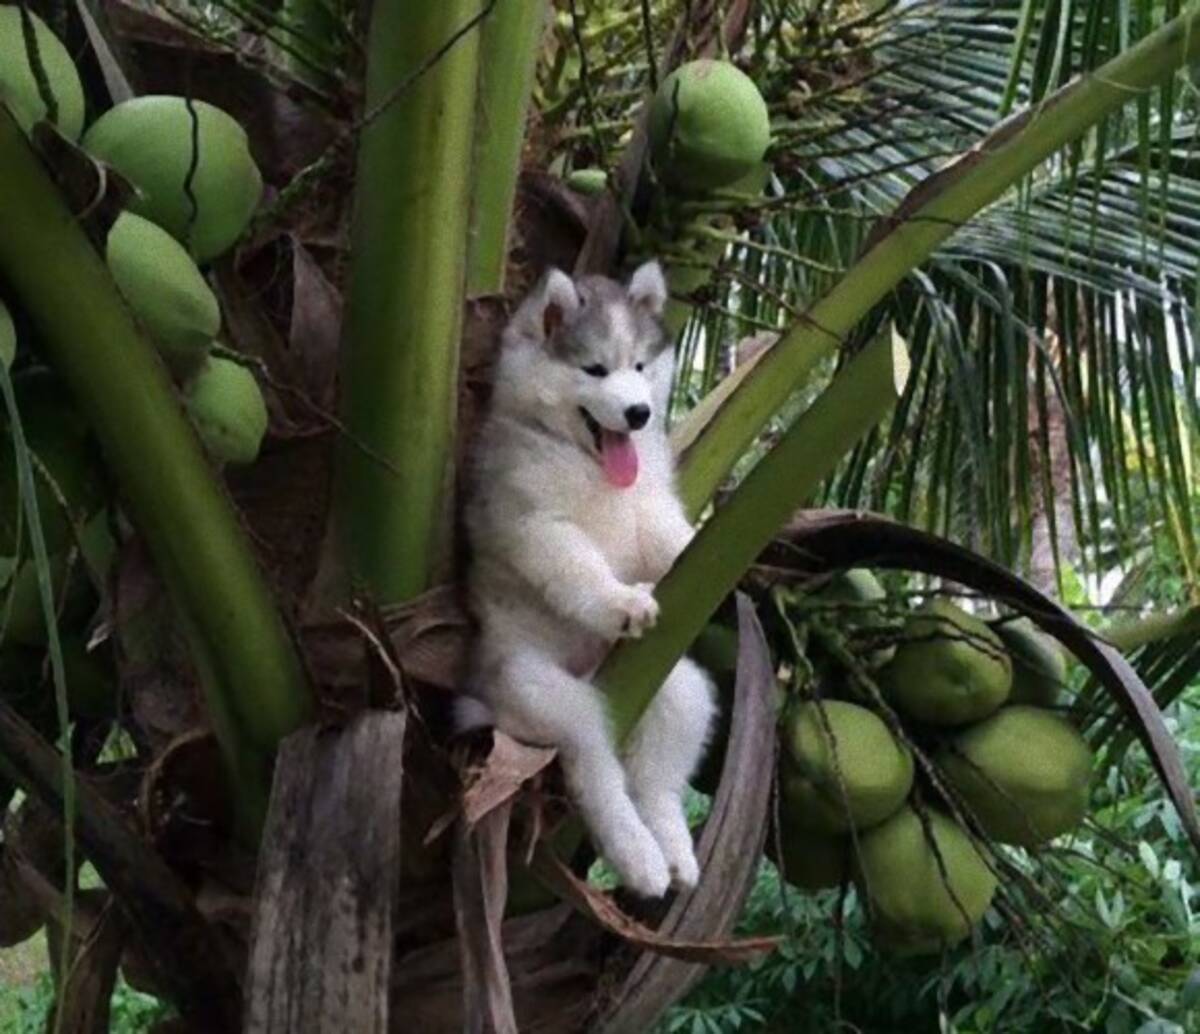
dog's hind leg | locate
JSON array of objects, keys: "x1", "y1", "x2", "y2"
[
  {"x1": 622, "y1": 657, "x2": 716, "y2": 890},
  {"x1": 494, "y1": 652, "x2": 672, "y2": 898}
]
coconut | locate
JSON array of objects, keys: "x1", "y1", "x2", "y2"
[
  {"x1": 689, "y1": 620, "x2": 738, "y2": 795},
  {"x1": 82, "y1": 96, "x2": 263, "y2": 263},
  {"x1": 648, "y1": 59, "x2": 770, "y2": 192},
  {"x1": 0, "y1": 7, "x2": 86, "y2": 140},
  {"x1": 878, "y1": 599, "x2": 1012, "y2": 725},
  {"x1": 0, "y1": 371, "x2": 107, "y2": 556},
  {"x1": 0, "y1": 511, "x2": 114, "y2": 646},
  {"x1": 938, "y1": 705, "x2": 1091, "y2": 847},
  {"x1": 780, "y1": 700, "x2": 913, "y2": 833},
  {"x1": 106, "y1": 212, "x2": 219, "y2": 375},
  {"x1": 856, "y1": 807, "x2": 996, "y2": 953},
  {"x1": 183, "y1": 355, "x2": 268, "y2": 465},
  {"x1": 769, "y1": 819, "x2": 851, "y2": 891},
  {"x1": 994, "y1": 617, "x2": 1067, "y2": 707},
  {"x1": 566, "y1": 168, "x2": 608, "y2": 195},
  {"x1": 812, "y1": 568, "x2": 896, "y2": 668},
  {"x1": 0, "y1": 298, "x2": 15, "y2": 370}
]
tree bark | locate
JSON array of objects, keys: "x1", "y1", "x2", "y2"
[{"x1": 243, "y1": 711, "x2": 407, "y2": 1034}]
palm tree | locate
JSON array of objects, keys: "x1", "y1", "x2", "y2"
[{"x1": 0, "y1": 0, "x2": 1198, "y2": 1030}]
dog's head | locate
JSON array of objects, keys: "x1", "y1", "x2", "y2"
[{"x1": 496, "y1": 261, "x2": 672, "y2": 488}]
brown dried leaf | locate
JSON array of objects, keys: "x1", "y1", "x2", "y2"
[
  {"x1": 111, "y1": 539, "x2": 200, "y2": 747},
  {"x1": 49, "y1": 903, "x2": 127, "y2": 1034},
  {"x1": 461, "y1": 731, "x2": 557, "y2": 828},
  {"x1": 387, "y1": 584, "x2": 472, "y2": 691},
  {"x1": 288, "y1": 239, "x2": 342, "y2": 413},
  {"x1": 510, "y1": 171, "x2": 592, "y2": 290},
  {"x1": 453, "y1": 804, "x2": 518, "y2": 1034},
  {"x1": 226, "y1": 429, "x2": 334, "y2": 607},
  {"x1": 139, "y1": 730, "x2": 255, "y2": 891},
  {"x1": 530, "y1": 848, "x2": 778, "y2": 965}
]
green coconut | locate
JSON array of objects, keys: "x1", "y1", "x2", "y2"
[
  {"x1": 648, "y1": 59, "x2": 770, "y2": 192},
  {"x1": 994, "y1": 617, "x2": 1067, "y2": 707},
  {"x1": 0, "y1": 511, "x2": 114, "y2": 646},
  {"x1": 780, "y1": 700, "x2": 913, "y2": 833},
  {"x1": 82, "y1": 96, "x2": 263, "y2": 263},
  {"x1": 689, "y1": 620, "x2": 738, "y2": 795},
  {"x1": 812, "y1": 568, "x2": 896, "y2": 668},
  {"x1": 770, "y1": 819, "x2": 851, "y2": 891},
  {"x1": 565, "y1": 168, "x2": 608, "y2": 195},
  {"x1": 878, "y1": 599, "x2": 1012, "y2": 725},
  {"x1": 0, "y1": 371, "x2": 107, "y2": 556},
  {"x1": 0, "y1": 298, "x2": 15, "y2": 371},
  {"x1": 106, "y1": 212, "x2": 219, "y2": 375},
  {"x1": 183, "y1": 355, "x2": 268, "y2": 465},
  {"x1": 857, "y1": 807, "x2": 997, "y2": 954},
  {"x1": 0, "y1": 7, "x2": 86, "y2": 140},
  {"x1": 938, "y1": 705, "x2": 1092, "y2": 847}
]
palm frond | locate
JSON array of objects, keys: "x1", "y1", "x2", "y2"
[{"x1": 662, "y1": 0, "x2": 1200, "y2": 599}]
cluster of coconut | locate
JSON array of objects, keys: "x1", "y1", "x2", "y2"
[
  {"x1": 0, "y1": 8, "x2": 270, "y2": 725},
  {"x1": 772, "y1": 572, "x2": 1092, "y2": 957},
  {"x1": 0, "y1": 5, "x2": 269, "y2": 469}
]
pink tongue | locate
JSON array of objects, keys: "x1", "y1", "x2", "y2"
[{"x1": 600, "y1": 429, "x2": 639, "y2": 488}]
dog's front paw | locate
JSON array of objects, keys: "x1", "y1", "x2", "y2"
[
  {"x1": 607, "y1": 828, "x2": 671, "y2": 899},
  {"x1": 615, "y1": 583, "x2": 659, "y2": 639},
  {"x1": 666, "y1": 844, "x2": 700, "y2": 892}
]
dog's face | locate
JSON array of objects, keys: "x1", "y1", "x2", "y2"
[{"x1": 500, "y1": 261, "x2": 671, "y2": 488}]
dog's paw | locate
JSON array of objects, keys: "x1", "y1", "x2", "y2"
[
  {"x1": 608, "y1": 829, "x2": 671, "y2": 899},
  {"x1": 666, "y1": 845, "x2": 700, "y2": 892},
  {"x1": 615, "y1": 583, "x2": 659, "y2": 639}
]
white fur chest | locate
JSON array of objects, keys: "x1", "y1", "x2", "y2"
[{"x1": 567, "y1": 468, "x2": 676, "y2": 584}]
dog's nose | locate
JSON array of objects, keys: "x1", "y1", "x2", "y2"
[{"x1": 624, "y1": 404, "x2": 651, "y2": 430}]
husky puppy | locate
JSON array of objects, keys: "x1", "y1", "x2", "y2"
[{"x1": 462, "y1": 261, "x2": 716, "y2": 898}]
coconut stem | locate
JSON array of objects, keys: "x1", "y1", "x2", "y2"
[
  {"x1": 466, "y1": 0, "x2": 547, "y2": 296},
  {"x1": 602, "y1": 330, "x2": 910, "y2": 742},
  {"x1": 335, "y1": 0, "x2": 481, "y2": 604}
]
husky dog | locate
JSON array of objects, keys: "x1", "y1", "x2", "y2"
[{"x1": 461, "y1": 261, "x2": 716, "y2": 898}]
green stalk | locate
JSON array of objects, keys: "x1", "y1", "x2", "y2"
[
  {"x1": 467, "y1": 0, "x2": 547, "y2": 296},
  {"x1": 277, "y1": 0, "x2": 345, "y2": 88},
  {"x1": 1103, "y1": 605, "x2": 1200, "y2": 653},
  {"x1": 0, "y1": 109, "x2": 311, "y2": 833},
  {"x1": 676, "y1": 6, "x2": 1200, "y2": 517},
  {"x1": 606, "y1": 332, "x2": 909, "y2": 740},
  {"x1": 336, "y1": 0, "x2": 481, "y2": 604}
]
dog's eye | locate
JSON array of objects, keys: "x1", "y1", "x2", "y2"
[
  {"x1": 635, "y1": 362, "x2": 645, "y2": 372},
  {"x1": 582, "y1": 363, "x2": 608, "y2": 378}
]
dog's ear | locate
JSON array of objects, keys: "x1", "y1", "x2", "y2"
[
  {"x1": 628, "y1": 260, "x2": 667, "y2": 317},
  {"x1": 510, "y1": 268, "x2": 580, "y2": 345},
  {"x1": 540, "y1": 269, "x2": 579, "y2": 338}
]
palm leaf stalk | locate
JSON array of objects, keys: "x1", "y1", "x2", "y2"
[
  {"x1": 467, "y1": 0, "x2": 548, "y2": 296},
  {"x1": 675, "y1": 5, "x2": 1200, "y2": 521},
  {"x1": 335, "y1": 0, "x2": 481, "y2": 603},
  {"x1": 604, "y1": 330, "x2": 910, "y2": 740},
  {"x1": 0, "y1": 109, "x2": 312, "y2": 834},
  {"x1": 1102, "y1": 605, "x2": 1200, "y2": 655}
]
